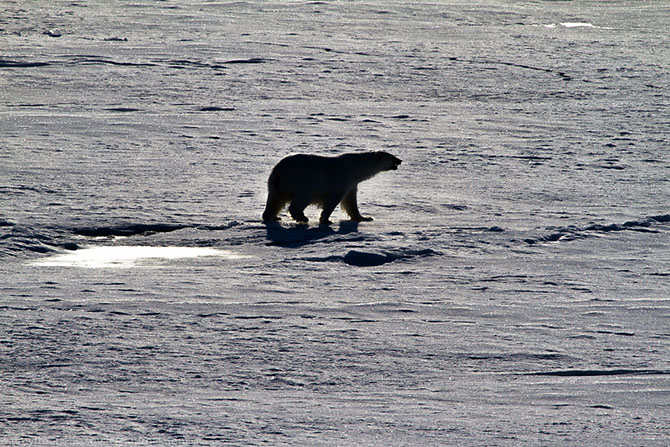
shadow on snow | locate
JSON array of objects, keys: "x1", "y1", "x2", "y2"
[{"x1": 264, "y1": 220, "x2": 361, "y2": 248}]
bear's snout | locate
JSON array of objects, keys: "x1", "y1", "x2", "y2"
[{"x1": 391, "y1": 157, "x2": 402, "y2": 170}]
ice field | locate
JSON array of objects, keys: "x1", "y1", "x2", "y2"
[{"x1": 1, "y1": 1, "x2": 669, "y2": 445}]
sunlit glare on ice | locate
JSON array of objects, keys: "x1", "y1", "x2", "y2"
[{"x1": 31, "y1": 246, "x2": 248, "y2": 268}]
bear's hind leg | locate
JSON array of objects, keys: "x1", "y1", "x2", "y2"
[
  {"x1": 319, "y1": 206, "x2": 335, "y2": 226},
  {"x1": 319, "y1": 191, "x2": 346, "y2": 225},
  {"x1": 262, "y1": 194, "x2": 287, "y2": 222},
  {"x1": 341, "y1": 188, "x2": 373, "y2": 222}
]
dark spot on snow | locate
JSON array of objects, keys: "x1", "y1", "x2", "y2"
[
  {"x1": 597, "y1": 164, "x2": 625, "y2": 170},
  {"x1": 444, "y1": 204, "x2": 468, "y2": 211},
  {"x1": 106, "y1": 107, "x2": 141, "y2": 113},
  {"x1": 73, "y1": 223, "x2": 189, "y2": 237},
  {"x1": 343, "y1": 250, "x2": 392, "y2": 267},
  {"x1": 68, "y1": 56, "x2": 157, "y2": 67},
  {"x1": 524, "y1": 232, "x2": 565, "y2": 244},
  {"x1": 523, "y1": 213, "x2": 670, "y2": 245},
  {"x1": 223, "y1": 57, "x2": 267, "y2": 64},
  {"x1": 448, "y1": 56, "x2": 573, "y2": 81},
  {"x1": 343, "y1": 248, "x2": 440, "y2": 267},
  {"x1": 0, "y1": 59, "x2": 51, "y2": 68},
  {"x1": 199, "y1": 106, "x2": 235, "y2": 112}
]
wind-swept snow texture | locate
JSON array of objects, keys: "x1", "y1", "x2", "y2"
[{"x1": 1, "y1": 1, "x2": 669, "y2": 445}]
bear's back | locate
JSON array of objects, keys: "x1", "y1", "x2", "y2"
[
  {"x1": 275, "y1": 154, "x2": 343, "y2": 178},
  {"x1": 277, "y1": 153, "x2": 332, "y2": 168},
  {"x1": 272, "y1": 154, "x2": 342, "y2": 197}
]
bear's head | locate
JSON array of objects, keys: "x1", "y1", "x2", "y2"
[{"x1": 375, "y1": 151, "x2": 402, "y2": 171}]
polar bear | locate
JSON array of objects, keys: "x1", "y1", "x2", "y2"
[{"x1": 262, "y1": 151, "x2": 402, "y2": 225}]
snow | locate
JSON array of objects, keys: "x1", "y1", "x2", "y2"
[{"x1": 1, "y1": 0, "x2": 669, "y2": 445}]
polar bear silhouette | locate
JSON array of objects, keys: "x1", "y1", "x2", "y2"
[{"x1": 262, "y1": 151, "x2": 402, "y2": 225}]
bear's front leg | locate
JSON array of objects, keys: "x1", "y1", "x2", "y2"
[{"x1": 341, "y1": 189, "x2": 373, "y2": 222}]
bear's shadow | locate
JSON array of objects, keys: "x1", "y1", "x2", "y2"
[{"x1": 264, "y1": 220, "x2": 360, "y2": 248}]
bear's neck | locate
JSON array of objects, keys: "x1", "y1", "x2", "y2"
[{"x1": 343, "y1": 154, "x2": 380, "y2": 182}]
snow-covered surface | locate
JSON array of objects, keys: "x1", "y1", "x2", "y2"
[{"x1": 1, "y1": 0, "x2": 669, "y2": 445}]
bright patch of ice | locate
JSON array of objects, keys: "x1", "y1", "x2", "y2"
[
  {"x1": 560, "y1": 22, "x2": 595, "y2": 28},
  {"x1": 30, "y1": 246, "x2": 247, "y2": 268},
  {"x1": 542, "y1": 23, "x2": 596, "y2": 29}
]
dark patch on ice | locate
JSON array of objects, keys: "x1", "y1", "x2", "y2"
[
  {"x1": 103, "y1": 37, "x2": 128, "y2": 42},
  {"x1": 449, "y1": 56, "x2": 573, "y2": 81},
  {"x1": 7, "y1": 103, "x2": 48, "y2": 109},
  {"x1": 469, "y1": 353, "x2": 567, "y2": 361},
  {"x1": 155, "y1": 58, "x2": 228, "y2": 70},
  {"x1": 197, "y1": 312, "x2": 230, "y2": 318},
  {"x1": 61, "y1": 242, "x2": 79, "y2": 250},
  {"x1": 73, "y1": 223, "x2": 189, "y2": 237},
  {"x1": 343, "y1": 251, "x2": 392, "y2": 267},
  {"x1": 595, "y1": 330, "x2": 635, "y2": 337},
  {"x1": 522, "y1": 214, "x2": 670, "y2": 245},
  {"x1": 529, "y1": 369, "x2": 670, "y2": 377},
  {"x1": 597, "y1": 164, "x2": 625, "y2": 170},
  {"x1": 199, "y1": 106, "x2": 235, "y2": 112},
  {"x1": 39, "y1": 363, "x2": 72, "y2": 368},
  {"x1": 233, "y1": 315, "x2": 282, "y2": 320},
  {"x1": 443, "y1": 204, "x2": 468, "y2": 211},
  {"x1": 309, "y1": 248, "x2": 440, "y2": 267},
  {"x1": 197, "y1": 221, "x2": 241, "y2": 231},
  {"x1": 223, "y1": 57, "x2": 267, "y2": 64},
  {"x1": 304, "y1": 45, "x2": 370, "y2": 57},
  {"x1": 106, "y1": 107, "x2": 141, "y2": 113},
  {"x1": 524, "y1": 232, "x2": 566, "y2": 244},
  {"x1": 0, "y1": 223, "x2": 76, "y2": 258},
  {"x1": 650, "y1": 214, "x2": 670, "y2": 223},
  {"x1": 64, "y1": 56, "x2": 157, "y2": 67},
  {"x1": 0, "y1": 59, "x2": 50, "y2": 68}
]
